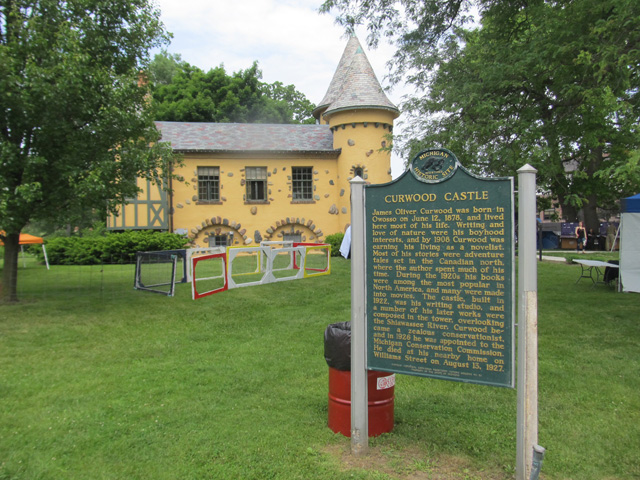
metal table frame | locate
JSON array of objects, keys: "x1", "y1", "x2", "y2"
[{"x1": 573, "y1": 259, "x2": 619, "y2": 288}]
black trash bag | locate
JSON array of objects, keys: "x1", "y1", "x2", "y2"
[
  {"x1": 604, "y1": 260, "x2": 619, "y2": 285},
  {"x1": 324, "y1": 322, "x2": 351, "y2": 371}
]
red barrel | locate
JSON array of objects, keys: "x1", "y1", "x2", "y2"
[{"x1": 327, "y1": 367, "x2": 395, "y2": 437}]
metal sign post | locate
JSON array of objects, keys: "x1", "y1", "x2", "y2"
[
  {"x1": 516, "y1": 164, "x2": 539, "y2": 480},
  {"x1": 350, "y1": 176, "x2": 368, "y2": 455}
]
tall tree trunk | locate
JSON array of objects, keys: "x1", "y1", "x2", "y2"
[
  {"x1": 557, "y1": 192, "x2": 579, "y2": 222},
  {"x1": 562, "y1": 202, "x2": 580, "y2": 223},
  {"x1": 1, "y1": 232, "x2": 21, "y2": 303},
  {"x1": 583, "y1": 194, "x2": 600, "y2": 234},
  {"x1": 583, "y1": 146, "x2": 605, "y2": 233}
]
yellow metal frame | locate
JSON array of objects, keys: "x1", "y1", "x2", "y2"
[{"x1": 302, "y1": 245, "x2": 331, "y2": 278}]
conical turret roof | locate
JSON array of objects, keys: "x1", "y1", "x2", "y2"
[{"x1": 313, "y1": 36, "x2": 399, "y2": 120}]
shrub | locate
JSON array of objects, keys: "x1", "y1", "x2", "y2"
[
  {"x1": 324, "y1": 232, "x2": 345, "y2": 257},
  {"x1": 39, "y1": 231, "x2": 189, "y2": 265}
]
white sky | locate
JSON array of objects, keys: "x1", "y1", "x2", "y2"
[{"x1": 152, "y1": 0, "x2": 408, "y2": 177}]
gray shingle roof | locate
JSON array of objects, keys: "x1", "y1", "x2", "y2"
[
  {"x1": 314, "y1": 37, "x2": 360, "y2": 116},
  {"x1": 313, "y1": 36, "x2": 399, "y2": 119},
  {"x1": 155, "y1": 122, "x2": 339, "y2": 154}
]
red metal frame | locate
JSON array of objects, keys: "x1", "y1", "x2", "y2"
[
  {"x1": 192, "y1": 253, "x2": 228, "y2": 299},
  {"x1": 293, "y1": 242, "x2": 330, "y2": 272}
]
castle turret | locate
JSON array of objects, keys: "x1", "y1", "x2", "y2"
[{"x1": 314, "y1": 36, "x2": 400, "y2": 228}]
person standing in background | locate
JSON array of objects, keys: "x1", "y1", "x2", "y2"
[
  {"x1": 606, "y1": 223, "x2": 617, "y2": 251},
  {"x1": 575, "y1": 221, "x2": 587, "y2": 253}
]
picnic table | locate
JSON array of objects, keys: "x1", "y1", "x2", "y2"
[{"x1": 573, "y1": 259, "x2": 619, "y2": 288}]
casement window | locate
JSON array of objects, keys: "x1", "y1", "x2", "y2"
[
  {"x1": 197, "y1": 167, "x2": 220, "y2": 202},
  {"x1": 292, "y1": 167, "x2": 313, "y2": 201},
  {"x1": 246, "y1": 167, "x2": 267, "y2": 202}
]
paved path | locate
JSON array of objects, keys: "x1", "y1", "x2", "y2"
[{"x1": 540, "y1": 255, "x2": 567, "y2": 262}]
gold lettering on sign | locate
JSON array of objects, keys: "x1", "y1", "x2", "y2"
[{"x1": 370, "y1": 190, "x2": 510, "y2": 381}]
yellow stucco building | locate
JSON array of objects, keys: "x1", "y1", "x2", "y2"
[{"x1": 108, "y1": 37, "x2": 399, "y2": 247}]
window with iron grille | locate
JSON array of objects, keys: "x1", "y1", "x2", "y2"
[
  {"x1": 246, "y1": 167, "x2": 267, "y2": 202},
  {"x1": 292, "y1": 167, "x2": 313, "y2": 201},
  {"x1": 197, "y1": 167, "x2": 220, "y2": 201},
  {"x1": 283, "y1": 233, "x2": 302, "y2": 243},
  {"x1": 208, "y1": 234, "x2": 232, "y2": 247}
]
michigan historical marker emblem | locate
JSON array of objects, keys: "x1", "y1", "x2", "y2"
[{"x1": 410, "y1": 148, "x2": 458, "y2": 184}]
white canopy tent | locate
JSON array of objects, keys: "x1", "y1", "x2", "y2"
[{"x1": 620, "y1": 193, "x2": 640, "y2": 293}]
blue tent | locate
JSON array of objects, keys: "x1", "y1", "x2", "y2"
[
  {"x1": 621, "y1": 193, "x2": 640, "y2": 213},
  {"x1": 536, "y1": 231, "x2": 559, "y2": 250}
]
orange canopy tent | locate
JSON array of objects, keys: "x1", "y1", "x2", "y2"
[{"x1": 0, "y1": 232, "x2": 50, "y2": 269}]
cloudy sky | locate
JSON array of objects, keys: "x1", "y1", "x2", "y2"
[{"x1": 152, "y1": 0, "x2": 408, "y2": 176}]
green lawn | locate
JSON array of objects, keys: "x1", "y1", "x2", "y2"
[{"x1": 1, "y1": 255, "x2": 638, "y2": 479}]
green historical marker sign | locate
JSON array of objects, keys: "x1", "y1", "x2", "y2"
[{"x1": 366, "y1": 148, "x2": 515, "y2": 388}]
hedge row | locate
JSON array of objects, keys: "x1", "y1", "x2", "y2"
[
  {"x1": 39, "y1": 231, "x2": 190, "y2": 265},
  {"x1": 29, "y1": 230, "x2": 346, "y2": 265}
]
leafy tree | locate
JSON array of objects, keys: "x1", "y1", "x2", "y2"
[
  {"x1": 0, "y1": 0, "x2": 176, "y2": 302},
  {"x1": 262, "y1": 81, "x2": 317, "y2": 125},
  {"x1": 149, "y1": 50, "x2": 187, "y2": 86},
  {"x1": 150, "y1": 55, "x2": 316, "y2": 124},
  {"x1": 321, "y1": 0, "x2": 640, "y2": 229}
]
